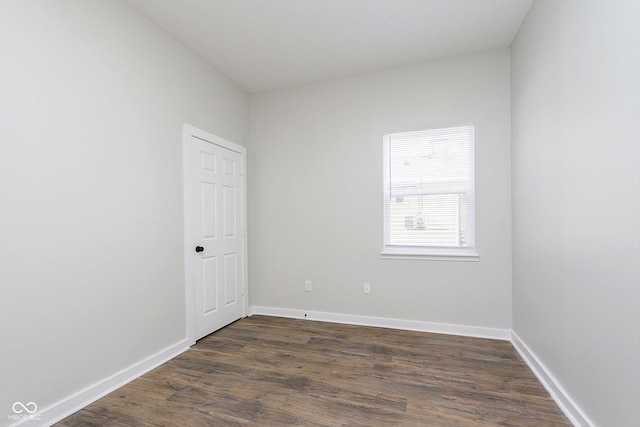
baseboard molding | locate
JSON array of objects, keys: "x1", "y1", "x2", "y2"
[
  {"x1": 248, "y1": 305, "x2": 511, "y2": 340},
  {"x1": 511, "y1": 331, "x2": 594, "y2": 427},
  {"x1": 250, "y1": 306, "x2": 594, "y2": 426},
  {"x1": 9, "y1": 312, "x2": 590, "y2": 427},
  {"x1": 11, "y1": 339, "x2": 190, "y2": 427}
]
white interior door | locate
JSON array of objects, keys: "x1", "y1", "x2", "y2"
[{"x1": 191, "y1": 134, "x2": 245, "y2": 340}]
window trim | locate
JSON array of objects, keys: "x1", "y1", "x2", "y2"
[
  {"x1": 381, "y1": 125, "x2": 478, "y2": 261},
  {"x1": 381, "y1": 246, "x2": 479, "y2": 261}
]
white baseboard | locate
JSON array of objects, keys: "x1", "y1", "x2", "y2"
[
  {"x1": 511, "y1": 331, "x2": 594, "y2": 427},
  {"x1": 11, "y1": 339, "x2": 190, "y2": 427},
  {"x1": 10, "y1": 311, "x2": 590, "y2": 427},
  {"x1": 250, "y1": 306, "x2": 594, "y2": 426},
  {"x1": 248, "y1": 305, "x2": 511, "y2": 340}
]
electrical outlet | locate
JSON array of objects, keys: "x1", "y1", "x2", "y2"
[
  {"x1": 305, "y1": 280, "x2": 312, "y2": 291},
  {"x1": 363, "y1": 283, "x2": 371, "y2": 294}
]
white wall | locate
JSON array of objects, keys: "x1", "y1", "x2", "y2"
[
  {"x1": 0, "y1": 1, "x2": 248, "y2": 424},
  {"x1": 511, "y1": 0, "x2": 640, "y2": 425},
  {"x1": 249, "y1": 50, "x2": 512, "y2": 330}
]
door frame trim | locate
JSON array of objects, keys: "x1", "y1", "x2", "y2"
[{"x1": 182, "y1": 123, "x2": 248, "y2": 346}]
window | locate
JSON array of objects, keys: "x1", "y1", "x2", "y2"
[{"x1": 382, "y1": 125, "x2": 477, "y2": 260}]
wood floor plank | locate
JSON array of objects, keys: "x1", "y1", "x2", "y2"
[{"x1": 56, "y1": 316, "x2": 571, "y2": 426}]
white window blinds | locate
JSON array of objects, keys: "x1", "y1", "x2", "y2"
[{"x1": 383, "y1": 125, "x2": 475, "y2": 257}]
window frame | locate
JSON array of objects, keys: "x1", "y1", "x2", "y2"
[{"x1": 381, "y1": 125, "x2": 479, "y2": 261}]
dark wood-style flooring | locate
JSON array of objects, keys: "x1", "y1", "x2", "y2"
[{"x1": 57, "y1": 315, "x2": 571, "y2": 426}]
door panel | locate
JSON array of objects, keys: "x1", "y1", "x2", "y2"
[
  {"x1": 193, "y1": 136, "x2": 244, "y2": 340},
  {"x1": 223, "y1": 253, "x2": 237, "y2": 306},
  {"x1": 201, "y1": 255, "x2": 216, "y2": 315},
  {"x1": 201, "y1": 183, "x2": 216, "y2": 238},
  {"x1": 223, "y1": 186, "x2": 236, "y2": 237}
]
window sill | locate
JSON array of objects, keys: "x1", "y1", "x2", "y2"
[{"x1": 381, "y1": 247, "x2": 479, "y2": 262}]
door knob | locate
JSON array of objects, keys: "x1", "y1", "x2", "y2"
[{"x1": 195, "y1": 246, "x2": 204, "y2": 253}]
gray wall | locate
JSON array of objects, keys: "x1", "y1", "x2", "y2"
[
  {"x1": 249, "y1": 50, "x2": 513, "y2": 329},
  {"x1": 511, "y1": 0, "x2": 640, "y2": 425},
  {"x1": 3, "y1": 1, "x2": 637, "y2": 425},
  {"x1": 0, "y1": 1, "x2": 249, "y2": 422}
]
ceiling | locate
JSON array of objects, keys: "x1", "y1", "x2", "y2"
[{"x1": 124, "y1": 0, "x2": 533, "y2": 93}]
